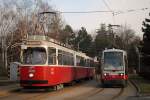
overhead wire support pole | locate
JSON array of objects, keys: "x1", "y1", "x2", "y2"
[
  {"x1": 101, "y1": 0, "x2": 116, "y2": 24},
  {"x1": 38, "y1": 11, "x2": 58, "y2": 36},
  {"x1": 102, "y1": 0, "x2": 112, "y2": 12}
]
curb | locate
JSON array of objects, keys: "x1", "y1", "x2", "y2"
[
  {"x1": 0, "y1": 80, "x2": 19, "y2": 86},
  {"x1": 129, "y1": 79, "x2": 141, "y2": 97}
]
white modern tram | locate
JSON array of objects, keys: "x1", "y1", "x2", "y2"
[{"x1": 101, "y1": 48, "x2": 128, "y2": 87}]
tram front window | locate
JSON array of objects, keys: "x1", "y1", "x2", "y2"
[
  {"x1": 23, "y1": 47, "x2": 47, "y2": 65},
  {"x1": 104, "y1": 52, "x2": 123, "y2": 70}
]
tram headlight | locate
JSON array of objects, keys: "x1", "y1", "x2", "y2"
[
  {"x1": 29, "y1": 73, "x2": 34, "y2": 78},
  {"x1": 104, "y1": 73, "x2": 109, "y2": 76},
  {"x1": 119, "y1": 73, "x2": 124, "y2": 76}
]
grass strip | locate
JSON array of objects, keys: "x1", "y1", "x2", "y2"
[{"x1": 130, "y1": 74, "x2": 150, "y2": 94}]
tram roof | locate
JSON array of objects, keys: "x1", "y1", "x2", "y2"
[
  {"x1": 103, "y1": 48, "x2": 127, "y2": 54},
  {"x1": 23, "y1": 35, "x2": 94, "y2": 60}
]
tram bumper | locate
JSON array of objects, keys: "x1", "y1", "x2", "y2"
[
  {"x1": 20, "y1": 66, "x2": 50, "y2": 87},
  {"x1": 102, "y1": 79, "x2": 125, "y2": 85},
  {"x1": 20, "y1": 80, "x2": 48, "y2": 86},
  {"x1": 101, "y1": 75, "x2": 128, "y2": 85}
]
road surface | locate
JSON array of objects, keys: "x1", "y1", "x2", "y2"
[{"x1": 0, "y1": 79, "x2": 140, "y2": 100}]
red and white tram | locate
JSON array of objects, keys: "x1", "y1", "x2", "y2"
[
  {"x1": 19, "y1": 35, "x2": 95, "y2": 89},
  {"x1": 101, "y1": 49, "x2": 128, "y2": 87}
]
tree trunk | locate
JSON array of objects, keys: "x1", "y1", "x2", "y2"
[
  {"x1": 1, "y1": 38, "x2": 7, "y2": 76},
  {"x1": 5, "y1": 49, "x2": 8, "y2": 71}
]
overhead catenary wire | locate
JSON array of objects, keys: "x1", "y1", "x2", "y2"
[
  {"x1": 113, "y1": 7, "x2": 149, "y2": 16},
  {"x1": 60, "y1": 10, "x2": 113, "y2": 13},
  {"x1": 39, "y1": 8, "x2": 150, "y2": 15},
  {"x1": 40, "y1": 10, "x2": 113, "y2": 15}
]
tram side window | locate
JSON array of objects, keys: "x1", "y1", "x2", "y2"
[
  {"x1": 90, "y1": 60, "x2": 94, "y2": 67},
  {"x1": 63, "y1": 52, "x2": 68, "y2": 65},
  {"x1": 124, "y1": 55, "x2": 128, "y2": 73},
  {"x1": 58, "y1": 50, "x2": 74, "y2": 66},
  {"x1": 68, "y1": 53, "x2": 74, "y2": 66},
  {"x1": 48, "y1": 47, "x2": 56, "y2": 65},
  {"x1": 58, "y1": 50, "x2": 63, "y2": 65},
  {"x1": 124, "y1": 56, "x2": 128, "y2": 67},
  {"x1": 80, "y1": 57, "x2": 85, "y2": 66},
  {"x1": 76, "y1": 56, "x2": 80, "y2": 66},
  {"x1": 76, "y1": 56, "x2": 85, "y2": 66},
  {"x1": 86, "y1": 59, "x2": 90, "y2": 67}
]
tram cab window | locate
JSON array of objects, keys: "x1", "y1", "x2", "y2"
[
  {"x1": 48, "y1": 47, "x2": 56, "y2": 65},
  {"x1": 23, "y1": 47, "x2": 47, "y2": 65},
  {"x1": 104, "y1": 52, "x2": 123, "y2": 68}
]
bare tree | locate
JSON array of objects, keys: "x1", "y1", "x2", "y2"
[
  {"x1": 0, "y1": 7, "x2": 18, "y2": 73},
  {"x1": 0, "y1": 0, "x2": 64, "y2": 75},
  {"x1": 115, "y1": 25, "x2": 135, "y2": 50}
]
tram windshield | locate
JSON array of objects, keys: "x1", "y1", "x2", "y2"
[
  {"x1": 22, "y1": 47, "x2": 47, "y2": 65},
  {"x1": 103, "y1": 52, "x2": 123, "y2": 70}
]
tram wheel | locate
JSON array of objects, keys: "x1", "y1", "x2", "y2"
[
  {"x1": 45, "y1": 87, "x2": 52, "y2": 92},
  {"x1": 54, "y1": 84, "x2": 64, "y2": 90}
]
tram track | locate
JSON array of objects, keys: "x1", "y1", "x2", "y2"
[
  {"x1": 111, "y1": 87, "x2": 124, "y2": 100},
  {"x1": 0, "y1": 88, "x2": 48, "y2": 100},
  {"x1": 110, "y1": 80, "x2": 138, "y2": 100},
  {"x1": 0, "y1": 80, "x2": 95, "y2": 100},
  {"x1": 1, "y1": 80, "x2": 137, "y2": 100},
  {"x1": 87, "y1": 88, "x2": 104, "y2": 97},
  {"x1": 26, "y1": 80, "x2": 101, "y2": 100},
  {"x1": 64, "y1": 86, "x2": 105, "y2": 100},
  {"x1": 25, "y1": 81, "x2": 92, "y2": 100},
  {"x1": 0, "y1": 85, "x2": 80, "y2": 100}
]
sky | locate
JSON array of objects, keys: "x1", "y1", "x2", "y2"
[{"x1": 50, "y1": 0, "x2": 150, "y2": 37}]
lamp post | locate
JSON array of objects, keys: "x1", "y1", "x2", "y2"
[{"x1": 136, "y1": 46, "x2": 142, "y2": 73}]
